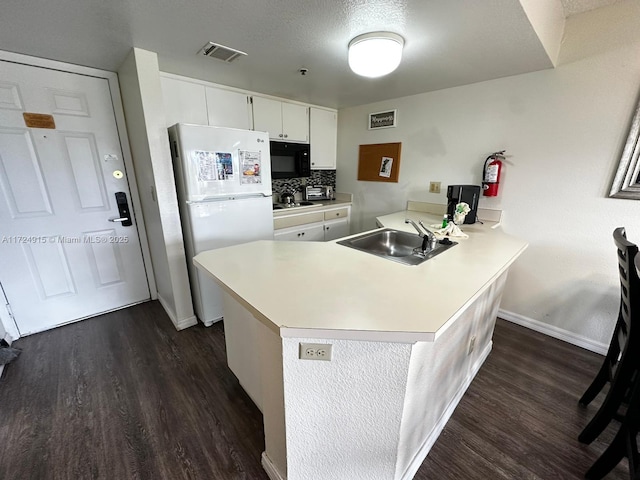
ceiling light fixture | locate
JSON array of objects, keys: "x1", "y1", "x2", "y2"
[{"x1": 348, "y1": 32, "x2": 404, "y2": 78}]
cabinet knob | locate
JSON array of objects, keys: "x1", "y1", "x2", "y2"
[
  {"x1": 301, "y1": 232, "x2": 305, "y2": 236},
  {"x1": 335, "y1": 213, "x2": 339, "y2": 216},
  {"x1": 279, "y1": 134, "x2": 283, "y2": 138},
  {"x1": 284, "y1": 134, "x2": 288, "y2": 138}
]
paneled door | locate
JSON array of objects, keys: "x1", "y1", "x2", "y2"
[{"x1": 0, "y1": 60, "x2": 150, "y2": 335}]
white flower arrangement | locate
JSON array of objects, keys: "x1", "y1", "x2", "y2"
[{"x1": 453, "y1": 202, "x2": 470, "y2": 225}]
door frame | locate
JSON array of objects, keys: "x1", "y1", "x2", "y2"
[{"x1": 0, "y1": 50, "x2": 157, "y2": 340}]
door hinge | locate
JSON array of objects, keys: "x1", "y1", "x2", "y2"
[
  {"x1": 0, "y1": 282, "x2": 13, "y2": 320},
  {"x1": 248, "y1": 96, "x2": 253, "y2": 105},
  {"x1": 5, "y1": 302, "x2": 14, "y2": 320}
]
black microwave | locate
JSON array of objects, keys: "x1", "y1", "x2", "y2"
[{"x1": 270, "y1": 141, "x2": 311, "y2": 179}]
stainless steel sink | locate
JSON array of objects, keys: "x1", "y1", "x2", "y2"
[{"x1": 337, "y1": 228, "x2": 457, "y2": 266}]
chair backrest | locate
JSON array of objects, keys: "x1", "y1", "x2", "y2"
[
  {"x1": 613, "y1": 227, "x2": 639, "y2": 340},
  {"x1": 636, "y1": 250, "x2": 640, "y2": 310}
]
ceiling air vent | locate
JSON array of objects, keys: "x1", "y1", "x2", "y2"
[{"x1": 198, "y1": 42, "x2": 247, "y2": 63}]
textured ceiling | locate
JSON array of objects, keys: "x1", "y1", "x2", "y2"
[{"x1": 0, "y1": 0, "x2": 621, "y2": 109}]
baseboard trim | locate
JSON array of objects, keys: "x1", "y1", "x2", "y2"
[
  {"x1": 174, "y1": 315, "x2": 198, "y2": 331},
  {"x1": 157, "y1": 294, "x2": 198, "y2": 331},
  {"x1": 261, "y1": 452, "x2": 286, "y2": 480},
  {"x1": 398, "y1": 341, "x2": 492, "y2": 480},
  {"x1": 498, "y1": 309, "x2": 607, "y2": 356}
]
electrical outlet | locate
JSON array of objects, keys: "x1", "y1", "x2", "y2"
[
  {"x1": 429, "y1": 182, "x2": 441, "y2": 194},
  {"x1": 299, "y1": 343, "x2": 332, "y2": 361},
  {"x1": 468, "y1": 336, "x2": 476, "y2": 355}
]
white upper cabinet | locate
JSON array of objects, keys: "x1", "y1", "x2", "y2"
[
  {"x1": 281, "y1": 102, "x2": 309, "y2": 143},
  {"x1": 160, "y1": 76, "x2": 208, "y2": 127},
  {"x1": 160, "y1": 75, "x2": 252, "y2": 129},
  {"x1": 310, "y1": 107, "x2": 338, "y2": 169},
  {"x1": 252, "y1": 96, "x2": 309, "y2": 143},
  {"x1": 251, "y1": 97, "x2": 281, "y2": 138},
  {"x1": 205, "y1": 87, "x2": 252, "y2": 130}
]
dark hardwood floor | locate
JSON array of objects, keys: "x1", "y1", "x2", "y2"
[
  {"x1": 0, "y1": 301, "x2": 629, "y2": 479},
  {"x1": 0, "y1": 301, "x2": 268, "y2": 480}
]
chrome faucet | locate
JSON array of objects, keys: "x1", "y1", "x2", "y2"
[{"x1": 405, "y1": 219, "x2": 437, "y2": 254}]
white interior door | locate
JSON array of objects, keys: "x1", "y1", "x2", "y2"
[{"x1": 0, "y1": 60, "x2": 150, "y2": 335}]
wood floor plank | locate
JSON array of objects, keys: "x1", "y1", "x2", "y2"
[{"x1": 0, "y1": 303, "x2": 631, "y2": 479}]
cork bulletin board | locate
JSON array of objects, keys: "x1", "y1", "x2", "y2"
[{"x1": 357, "y1": 142, "x2": 402, "y2": 183}]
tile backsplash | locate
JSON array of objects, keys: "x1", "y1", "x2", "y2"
[{"x1": 272, "y1": 170, "x2": 336, "y2": 199}]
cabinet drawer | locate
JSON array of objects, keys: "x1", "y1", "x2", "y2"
[
  {"x1": 324, "y1": 208, "x2": 349, "y2": 221},
  {"x1": 274, "y1": 211, "x2": 324, "y2": 230}
]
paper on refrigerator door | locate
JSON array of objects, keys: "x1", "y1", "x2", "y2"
[
  {"x1": 240, "y1": 150, "x2": 262, "y2": 185},
  {"x1": 193, "y1": 150, "x2": 234, "y2": 181},
  {"x1": 215, "y1": 152, "x2": 234, "y2": 180}
]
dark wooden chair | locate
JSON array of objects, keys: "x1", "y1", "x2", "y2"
[
  {"x1": 579, "y1": 227, "x2": 640, "y2": 445},
  {"x1": 584, "y1": 252, "x2": 640, "y2": 480}
]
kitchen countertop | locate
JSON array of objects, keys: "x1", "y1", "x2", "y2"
[
  {"x1": 194, "y1": 211, "x2": 527, "y2": 343},
  {"x1": 272, "y1": 198, "x2": 352, "y2": 217}
]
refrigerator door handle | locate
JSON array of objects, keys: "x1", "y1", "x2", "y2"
[{"x1": 186, "y1": 193, "x2": 271, "y2": 204}]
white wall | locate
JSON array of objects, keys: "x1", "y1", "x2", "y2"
[
  {"x1": 336, "y1": 1, "x2": 640, "y2": 348},
  {"x1": 118, "y1": 48, "x2": 197, "y2": 330}
]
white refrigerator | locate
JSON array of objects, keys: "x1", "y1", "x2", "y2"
[{"x1": 169, "y1": 123, "x2": 273, "y2": 326}]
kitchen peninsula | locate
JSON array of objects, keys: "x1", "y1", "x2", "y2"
[{"x1": 194, "y1": 205, "x2": 527, "y2": 480}]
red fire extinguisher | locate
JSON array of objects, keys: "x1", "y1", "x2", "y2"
[{"x1": 482, "y1": 150, "x2": 505, "y2": 197}]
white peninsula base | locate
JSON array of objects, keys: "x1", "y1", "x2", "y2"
[{"x1": 223, "y1": 272, "x2": 508, "y2": 480}]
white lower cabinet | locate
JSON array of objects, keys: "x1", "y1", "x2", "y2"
[
  {"x1": 274, "y1": 206, "x2": 351, "y2": 242},
  {"x1": 323, "y1": 218, "x2": 349, "y2": 241},
  {"x1": 274, "y1": 223, "x2": 325, "y2": 241}
]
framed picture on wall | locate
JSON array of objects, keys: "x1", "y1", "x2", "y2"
[
  {"x1": 610, "y1": 95, "x2": 640, "y2": 199},
  {"x1": 368, "y1": 109, "x2": 397, "y2": 130}
]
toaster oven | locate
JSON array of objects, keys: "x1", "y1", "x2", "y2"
[{"x1": 305, "y1": 186, "x2": 334, "y2": 201}]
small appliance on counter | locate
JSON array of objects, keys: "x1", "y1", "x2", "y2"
[
  {"x1": 447, "y1": 185, "x2": 480, "y2": 224},
  {"x1": 304, "y1": 185, "x2": 334, "y2": 201},
  {"x1": 279, "y1": 191, "x2": 296, "y2": 205}
]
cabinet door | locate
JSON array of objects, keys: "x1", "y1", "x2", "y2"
[
  {"x1": 274, "y1": 223, "x2": 325, "y2": 241},
  {"x1": 310, "y1": 108, "x2": 337, "y2": 169},
  {"x1": 160, "y1": 76, "x2": 208, "y2": 127},
  {"x1": 252, "y1": 96, "x2": 283, "y2": 139},
  {"x1": 282, "y1": 102, "x2": 309, "y2": 143},
  {"x1": 205, "y1": 87, "x2": 252, "y2": 129},
  {"x1": 324, "y1": 218, "x2": 350, "y2": 241}
]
